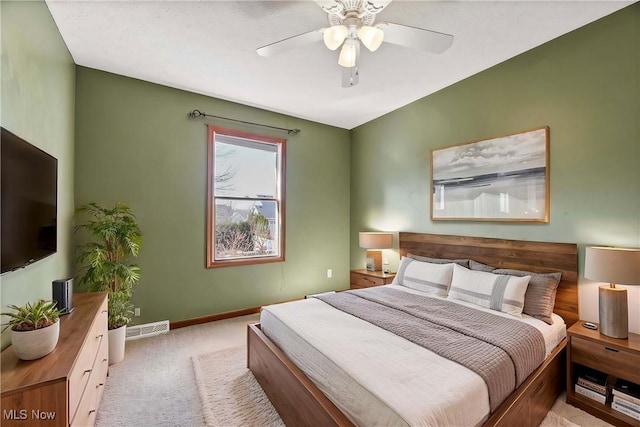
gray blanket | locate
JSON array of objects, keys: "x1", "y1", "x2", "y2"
[{"x1": 315, "y1": 287, "x2": 545, "y2": 412}]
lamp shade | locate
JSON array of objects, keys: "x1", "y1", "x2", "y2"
[
  {"x1": 584, "y1": 246, "x2": 640, "y2": 285},
  {"x1": 338, "y1": 39, "x2": 358, "y2": 68},
  {"x1": 323, "y1": 25, "x2": 348, "y2": 50},
  {"x1": 359, "y1": 232, "x2": 393, "y2": 249},
  {"x1": 357, "y1": 25, "x2": 384, "y2": 51}
]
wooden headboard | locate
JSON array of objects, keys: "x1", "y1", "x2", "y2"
[{"x1": 399, "y1": 232, "x2": 579, "y2": 327}]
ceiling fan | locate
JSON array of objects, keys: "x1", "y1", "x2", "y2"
[{"x1": 256, "y1": 0, "x2": 453, "y2": 88}]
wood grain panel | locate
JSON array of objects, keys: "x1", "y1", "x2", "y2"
[
  {"x1": 571, "y1": 337, "x2": 640, "y2": 384},
  {"x1": 485, "y1": 341, "x2": 566, "y2": 427},
  {"x1": 567, "y1": 323, "x2": 640, "y2": 427},
  {"x1": 0, "y1": 381, "x2": 67, "y2": 427},
  {"x1": 247, "y1": 324, "x2": 354, "y2": 427},
  {"x1": 399, "y1": 232, "x2": 579, "y2": 326},
  {"x1": 349, "y1": 271, "x2": 395, "y2": 289}
]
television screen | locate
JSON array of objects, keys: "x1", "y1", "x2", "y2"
[{"x1": 1, "y1": 127, "x2": 58, "y2": 273}]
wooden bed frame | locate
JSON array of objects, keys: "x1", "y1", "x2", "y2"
[{"x1": 248, "y1": 233, "x2": 579, "y2": 427}]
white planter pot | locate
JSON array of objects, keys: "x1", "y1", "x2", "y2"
[
  {"x1": 108, "y1": 325, "x2": 127, "y2": 365},
  {"x1": 11, "y1": 320, "x2": 60, "y2": 360}
]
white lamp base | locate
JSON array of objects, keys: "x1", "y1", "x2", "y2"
[{"x1": 599, "y1": 285, "x2": 628, "y2": 339}]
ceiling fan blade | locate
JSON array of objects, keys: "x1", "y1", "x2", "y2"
[
  {"x1": 379, "y1": 22, "x2": 453, "y2": 54},
  {"x1": 256, "y1": 29, "x2": 324, "y2": 57}
]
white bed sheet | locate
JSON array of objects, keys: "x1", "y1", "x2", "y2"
[{"x1": 260, "y1": 284, "x2": 566, "y2": 427}]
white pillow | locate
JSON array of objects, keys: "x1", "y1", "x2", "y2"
[
  {"x1": 447, "y1": 263, "x2": 531, "y2": 317},
  {"x1": 392, "y1": 256, "x2": 454, "y2": 296}
]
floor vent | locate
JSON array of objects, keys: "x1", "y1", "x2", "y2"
[{"x1": 126, "y1": 320, "x2": 170, "y2": 340}]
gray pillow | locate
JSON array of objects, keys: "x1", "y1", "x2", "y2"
[
  {"x1": 493, "y1": 268, "x2": 562, "y2": 325},
  {"x1": 468, "y1": 259, "x2": 496, "y2": 272},
  {"x1": 408, "y1": 253, "x2": 469, "y2": 268}
]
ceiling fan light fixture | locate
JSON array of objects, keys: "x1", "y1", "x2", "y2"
[
  {"x1": 357, "y1": 25, "x2": 384, "y2": 51},
  {"x1": 323, "y1": 25, "x2": 348, "y2": 50},
  {"x1": 338, "y1": 39, "x2": 358, "y2": 67}
]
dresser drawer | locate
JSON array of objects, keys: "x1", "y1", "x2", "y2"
[
  {"x1": 571, "y1": 336, "x2": 640, "y2": 384},
  {"x1": 68, "y1": 299, "x2": 107, "y2": 418},
  {"x1": 350, "y1": 272, "x2": 385, "y2": 289},
  {"x1": 68, "y1": 338, "x2": 100, "y2": 417},
  {"x1": 71, "y1": 337, "x2": 108, "y2": 427}
]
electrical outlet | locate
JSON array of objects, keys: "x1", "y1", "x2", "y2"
[
  {"x1": 327, "y1": 269, "x2": 333, "y2": 279},
  {"x1": 134, "y1": 307, "x2": 140, "y2": 317}
]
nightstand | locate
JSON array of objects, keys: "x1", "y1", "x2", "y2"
[
  {"x1": 566, "y1": 321, "x2": 640, "y2": 427},
  {"x1": 350, "y1": 269, "x2": 396, "y2": 289}
]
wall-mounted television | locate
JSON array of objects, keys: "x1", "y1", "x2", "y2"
[{"x1": 1, "y1": 127, "x2": 58, "y2": 274}]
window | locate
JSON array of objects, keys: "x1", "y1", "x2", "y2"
[{"x1": 207, "y1": 126, "x2": 286, "y2": 268}]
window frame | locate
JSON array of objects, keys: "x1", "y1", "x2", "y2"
[{"x1": 206, "y1": 125, "x2": 286, "y2": 268}]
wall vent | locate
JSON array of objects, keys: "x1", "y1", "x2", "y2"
[{"x1": 126, "y1": 320, "x2": 170, "y2": 340}]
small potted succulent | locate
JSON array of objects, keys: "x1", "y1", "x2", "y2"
[{"x1": 1, "y1": 299, "x2": 63, "y2": 360}]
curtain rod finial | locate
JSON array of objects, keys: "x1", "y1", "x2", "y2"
[{"x1": 188, "y1": 109, "x2": 203, "y2": 119}]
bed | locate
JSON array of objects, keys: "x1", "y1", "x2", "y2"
[{"x1": 248, "y1": 233, "x2": 579, "y2": 426}]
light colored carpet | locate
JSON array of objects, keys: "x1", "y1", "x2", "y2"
[
  {"x1": 540, "y1": 410, "x2": 580, "y2": 427},
  {"x1": 97, "y1": 314, "x2": 613, "y2": 427},
  {"x1": 96, "y1": 314, "x2": 260, "y2": 427},
  {"x1": 550, "y1": 392, "x2": 614, "y2": 427},
  {"x1": 193, "y1": 346, "x2": 284, "y2": 427}
]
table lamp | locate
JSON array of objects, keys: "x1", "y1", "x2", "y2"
[
  {"x1": 359, "y1": 232, "x2": 393, "y2": 272},
  {"x1": 584, "y1": 246, "x2": 640, "y2": 339}
]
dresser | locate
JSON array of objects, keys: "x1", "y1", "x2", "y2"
[
  {"x1": 350, "y1": 269, "x2": 396, "y2": 289},
  {"x1": 1, "y1": 292, "x2": 109, "y2": 427}
]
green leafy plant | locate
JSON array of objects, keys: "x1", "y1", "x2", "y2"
[
  {"x1": 107, "y1": 291, "x2": 135, "y2": 330},
  {"x1": 1, "y1": 300, "x2": 63, "y2": 332},
  {"x1": 75, "y1": 202, "x2": 142, "y2": 329}
]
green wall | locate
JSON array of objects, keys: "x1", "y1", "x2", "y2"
[
  {"x1": 74, "y1": 68, "x2": 351, "y2": 325},
  {"x1": 0, "y1": 1, "x2": 76, "y2": 349},
  {"x1": 2, "y1": 1, "x2": 637, "y2": 341},
  {"x1": 351, "y1": 4, "x2": 640, "y2": 332}
]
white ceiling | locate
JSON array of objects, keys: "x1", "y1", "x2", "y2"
[{"x1": 45, "y1": 0, "x2": 634, "y2": 130}]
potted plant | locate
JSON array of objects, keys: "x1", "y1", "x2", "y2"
[
  {"x1": 75, "y1": 202, "x2": 142, "y2": 365},
  {"x1": 1, "y1": 300, "x2": 63, "y2": 360}
]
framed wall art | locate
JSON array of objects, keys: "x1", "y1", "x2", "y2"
[{"x1": 431, "y1": 126, "x2": 550, "y2": 222}]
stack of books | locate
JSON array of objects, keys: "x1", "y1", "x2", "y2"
[
  {"x1": 574, "y1": 366, "x2": 608, "y2": 404},
  {"x1": 612, "y1": 379, "x2": 640, "y2": 421}
]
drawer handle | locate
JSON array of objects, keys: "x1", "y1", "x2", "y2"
[
  {"x1": 84, "y1": 369, "x2": 93, "y2": 374},
  {"x1": 97, "y1": 383, "x2": 104, "y2": 388},
  {"x1": 101, "y1": 310, "x2": 108, "y2": 313},
  {"x1": 103, "y1": 358, "x2": 108, "y2": 362},
  {"x1": 604, "y1": 346, "x2": 619, "y2": 353},
  {"x1": 96, "y1": 334, "x2": 104, "y2": 339},
  {"x1": 89, "y1": 410, "x2": 96, "y2": 415}
]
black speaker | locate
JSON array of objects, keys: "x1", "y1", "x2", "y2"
[{"x1": 52, "y1": 278, "x2": 74, "y2": 315}]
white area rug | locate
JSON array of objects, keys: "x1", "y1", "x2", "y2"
[
  {"x1": 540, "y1": 410, "x2": 580, "y2": 427},
  {"x1": 192, "y1": 346, "x2": 284, "y2": 427}
]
